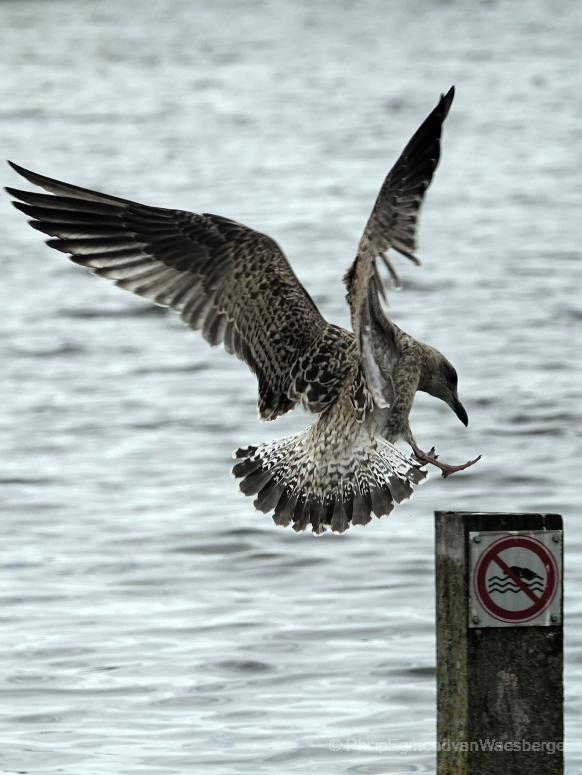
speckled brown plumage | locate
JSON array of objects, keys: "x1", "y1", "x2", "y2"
[{"x1": 6, "y1": 86, "x2": 479, "y2": 534}]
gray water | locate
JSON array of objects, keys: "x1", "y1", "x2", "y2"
[{"x1": 2, "y1": 1, "x2": 581, "y2": 772}]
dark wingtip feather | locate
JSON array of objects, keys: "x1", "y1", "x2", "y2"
[
  {"x1": 8, "y1": 160, "x2": 30, "y2": 176},
  {"x1": 5, "y1": 186, "x2": 30, "y2": 202},
  {"x1": 7, "y1": 161, "x2": 55, "y2": 190},
  {"x1": 8, "y1": 200, "x2": 29, "y2": 216},
  {"x1": 440, "y1": 86, "x2": 455, "y2": 120},
  {"x1": 45, "y1": 238, "x2": 75, "y2": 254},
  {"x1": 6, "y1": 161, "x2": 131, "y2": 205}
]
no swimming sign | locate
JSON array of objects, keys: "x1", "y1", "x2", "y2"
[{"x1": 469, "y1": 531, "x2": 562, "y2": 628}]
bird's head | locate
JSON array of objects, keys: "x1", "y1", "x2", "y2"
[{"x1": 419, "y1": 349, "x2": 468, "y2": 427}]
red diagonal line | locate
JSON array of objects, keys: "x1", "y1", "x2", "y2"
[{"x1": 492, "y1": 554, "x2": 541, "y2": 604}]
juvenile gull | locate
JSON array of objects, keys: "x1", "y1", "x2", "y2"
[{"x1": 6, "y1": 86, "x2": 480, "y2": 534}]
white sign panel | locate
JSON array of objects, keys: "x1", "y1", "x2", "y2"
[{"x1": 469, "y1": 530, "x2": 562, "y2": 628}]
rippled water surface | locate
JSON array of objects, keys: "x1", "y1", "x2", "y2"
[{"x1": 2, "y1": 1, "x2": 581, "y2": 772}]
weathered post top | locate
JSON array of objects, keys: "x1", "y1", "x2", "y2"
[{"x1": 435, "y1": 511, "x2": 563, "y2": 775}]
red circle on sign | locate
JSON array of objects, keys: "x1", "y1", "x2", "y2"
[{"x1": 474, "y1": 536, "x2": 558, "y2": 623}]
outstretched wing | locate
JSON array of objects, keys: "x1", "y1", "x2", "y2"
[
  {"x1": 6, "y1": 162, "x2": 344, "y2": 420},
  {"x1": 345, "y1": 87, "x2": 455, "y2": 407},
  {"x1": 357, "y1": 86, "x2": 454, "y2": 288}
]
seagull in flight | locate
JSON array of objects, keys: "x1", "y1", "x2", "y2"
[{"x1": 6, "y1": 86, "x2": 480, "y2": 534}]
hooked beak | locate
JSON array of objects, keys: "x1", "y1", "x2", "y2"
[{"x1": 452, "y1": 399, "x2": 469, "y2": 427}]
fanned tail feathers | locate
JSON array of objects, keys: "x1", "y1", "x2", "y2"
[{"x1": 232, "y1": 427, "x2": 426, "y2": 535}]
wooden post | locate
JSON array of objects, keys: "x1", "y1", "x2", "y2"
[{"x1": 435, "y1": 511, "x2": 563, "y2": 775}]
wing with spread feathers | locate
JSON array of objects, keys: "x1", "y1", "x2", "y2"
[
  {"x1": 356, "y1": 86, "x2": 454, "y2": 286},
  {"x1": 6, "y1": 162, "x2": 350, "y2": 421},
  {"x1": 345, "y1": 87, "x2": 455, "y2": 409}
]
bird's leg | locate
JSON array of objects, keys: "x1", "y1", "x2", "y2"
[{"x1": 410, "y1": 441, "x2": 481, "y2": 479}]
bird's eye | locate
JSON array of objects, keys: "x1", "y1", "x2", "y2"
[{"x1": 444, "y1": 363, "x2": 458, "y2": 387}]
